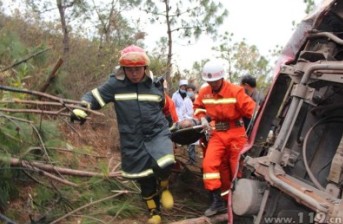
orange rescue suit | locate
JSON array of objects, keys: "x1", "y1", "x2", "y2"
[
  {"x1": 193, "y1": 80, "x2": 256, "y2": 192},
  {"x1": 163, "y1": 94, "x2": 178, "y2": 123}
]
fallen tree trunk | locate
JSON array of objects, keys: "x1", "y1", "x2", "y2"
[
  {"x1": 0, "y1": 98, "x2": 104, "y2": 116},
  {"x1": 0, "y1": 108, "x2": 70, "y2": 117},
  {"x1": 170, "y1": 213, "x2": 228, "y2": 224},
  {"x1": 24, "y1": 165, "x2": 78, "y2": 187},
  {"x1": 0, "y1": 85, "x2": 105, "y2": 117},
  {"x1": 39, "y1": 57, "x2": 63, "y2": 93},
  {"x1": 4, "y1": 157, "x2": 122, "y2": 178}
]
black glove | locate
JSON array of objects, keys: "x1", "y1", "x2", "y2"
[{"x1": 70, "y1": 109, "x2": 88, "y2": 125}]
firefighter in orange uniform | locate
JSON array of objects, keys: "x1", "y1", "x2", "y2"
[
  {"x1": 163, "y1": 94, "x2": 178, "y2": 125},
  {"x1": 162, "y1": 80, "x2": 178, "y2": 126},
  {"x1": 193, "y1": 59, "x2": 256, "y2": 217}
]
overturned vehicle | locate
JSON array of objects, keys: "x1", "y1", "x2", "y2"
[{"x1": 233, "y1": 1, "x2": 343, "y2": 223}]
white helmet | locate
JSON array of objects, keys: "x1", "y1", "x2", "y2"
[
  {"x1": 202, "y1": 60, "x2": 225, "y2": 82},
  {"x1": 179, "y1": 79, "x2": 188, "y2": 86}
]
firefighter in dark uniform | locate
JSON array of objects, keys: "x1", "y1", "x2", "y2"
[{"x1": 70, "y1": 45, "x2": 175, "y2": 224}]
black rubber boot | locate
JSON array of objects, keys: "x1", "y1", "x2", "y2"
[{"x1": 204, "y1": 189, "x2": 227, "y2": 216}]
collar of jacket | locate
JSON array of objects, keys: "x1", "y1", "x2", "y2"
[
  {"x1": 212, "y1": 80, "x2": 229, "y2": 97},
  {"x1": 114, "y1": 67, "x2": 153, "y2": 86}
]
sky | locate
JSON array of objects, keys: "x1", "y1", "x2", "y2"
[
  {"x1": 2, "y1": 0, "x2": 317, "y2": 71},
  {"x1": 143, "y1": 0, "x2": 312, "y2": 71}
]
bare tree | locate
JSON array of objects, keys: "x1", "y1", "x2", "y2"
[
  {"x1": 136, "y1": 0, "x2": 228, "y2": 87},
  {"x1": 90, "y1": 0, "x2": 137, "y2": 56},
  {"x1": 25, "y1": 0, "x2": 89, "y2": 56}
]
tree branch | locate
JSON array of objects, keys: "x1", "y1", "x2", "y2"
[
  {"x1": 0, "y1": 108, "x2": 70, "y2": 117},
  {"x1": 0, "y1": 99, "x2": 104, "y2": 116},
  {"x1": 6, "y1": 157, "x2": 122, "y2": 178},
  {"x1": 0, "y1": 85, "x2": 81, "y2": 104},
  {"x1": 169, "y1": 213, "x2": 228, "y2": 224},
  {"x1": 0, "y1": 47, "x2": 51, "y2": 72},
  {"x1": 39, "y1": 57, "x2": 64, "y2": 93},
  {"x1": 23, "y1": 165, "x2": 78, "y2": 187},
  {"x1": 50, "y1": 191, "x2": 128, "y2": 224}
]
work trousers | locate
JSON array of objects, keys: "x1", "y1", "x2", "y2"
[
  {"x1": 202, "y1": 126, "x2": 247, "y2": 192},
  {"x1": 137, "y1": 164, "x2": 173, "y2": 199}
]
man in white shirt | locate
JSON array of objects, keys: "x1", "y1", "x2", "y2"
[
  {"x1": 172, "y1": 80, "x2": 194, "y2": 121},
  {"x1": 172, "y1": 80, "x2": 196, "y2": 164}
]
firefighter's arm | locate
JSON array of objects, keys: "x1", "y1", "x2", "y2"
[
  {"x1": 71, "y1": 75, "x2": 115, "y2": 124},
  {"x1": 164, "y1": 95, "x2": 179, "y2": 123},
  {"x1": 192, "y1": 91, "x2": 210, "y2": 130}
]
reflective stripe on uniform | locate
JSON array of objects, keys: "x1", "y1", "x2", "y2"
[
  {"x1": 203, "y1": 172, "x2": 220, "y2": 180},
  {"x1": 121, "y1": 168, "x2": 154, "y2": 179},
  {"x1": 138, "y1": 94, "x2": 162, "y2": 102},
  {"x1": 114, "y1": 93, "x2": 162, "y2": 102},
  {"x1": 202, "y1": 98, "x2": 237, "y2": 104},
  {"x1": 156, "y1": 154, "x2": 176, "y2": 167},
  {"x1": 194, "y1": 108, "x2": 207, "y2": 116},
  {"x1": 221, "y1": 189, "x2": 230, "y2": 196},
  {"x1": 91, "y1": 88, "x2": 106, "y2": 107},
  {"x1": 115, "y1": 93, "x2": 137, "y2": 101}
]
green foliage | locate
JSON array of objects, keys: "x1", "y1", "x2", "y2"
[
  {"x1": 0, "y1": 115, "x2": 70, "y2": 216},
  {"x1": 0, "y1": 23, "x2": 52, "y2": 90},
  {"x1": 149, "y1": 55, "x2": 168, "y2": 77},
  {"x1": 33, "y1": 185, "x2": 55, "y2": 208},
  {"x1": 106, "y1": 197, "x2": 141, "y2": 218},
  {"x1": 36, "y1": 120, "x2": 61, "y2": 142},
  {"x1": 31, "y1": 45, "x2": 49, "y2": 66},
  {"x1": 0, "y1": 119, "x2": 34, "y2": 155},
  {"x1": 0, "y1": 30, "x2": 26, "y2": 62},
  {"x1": 304, "y1": 0, "x2": 316, "y2": 14},
  {"x1": 0, "y1": 154, "x2": 19, "y2": 210},
  {"x1": 0, "y1": 110, "x2": 139, "y2": 221}
]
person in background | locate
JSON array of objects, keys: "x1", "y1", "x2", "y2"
[
  {"x1": 70, "y1": 45, "x2": 175, "y2": 224},
  {"x1": 193, "y1": 59, "x2": 256, "y2": 218},
  {"x1": 240, "y1": 74, "x2": 264, "y2": 105},
  {"x1": 172, "y1": 79, "x2": 193, "y2": 121},
  {"x1": 240, "y1": 74, "x2": 264, "y2": 130},
  {"x1": 172, "y1": 79, "x2": 194, "y2": 163},
  {"x1": 186, "y1": 83, "x2": 197, "y2": 101},
  {"x1": 185, "y1": 83, "x2": 198, "y2": 164}
]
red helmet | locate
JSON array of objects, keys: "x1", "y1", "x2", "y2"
[{"x1": 119, "y1": 45, "x2": 150, "y2": 67}]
